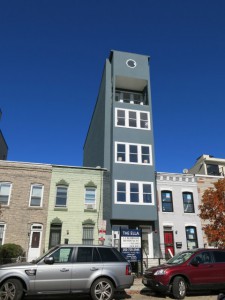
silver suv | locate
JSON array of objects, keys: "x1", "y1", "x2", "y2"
[{"x1": 0, "y1": 244, "x2": 134, "y2": 300}]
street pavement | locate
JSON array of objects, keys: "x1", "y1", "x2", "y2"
[{"x1": 25, "y1": 277, "x2": 220, "y2": 300}]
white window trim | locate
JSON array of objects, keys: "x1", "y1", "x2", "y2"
[
  {"x1": 0, "y1": 182, "x2": 12, "y2": 206},
  {"x1": 115, "y1": 142, "x2": 152, "y2": 165},
  {"x1": 84, "y1": 187, "x2": 97, "y2": 209},
  {"x1": 115, "y1": 108, "x2": 150, "y2": 130},
  {"x1": 29, "y1": 184, "x2": 44, "y2": 207},
  {"x1": 115, "y1": 180, "x2": 154, "y2": 205},
  {"x1": 0, "y1": 223, "x2": 6, "y2": 245},
  {"x1": 31, "y1": 223, "x2": 43, "y2": 230},
  {"x1": 163, "y1": 223, "x2": 174, "y2": 227}
]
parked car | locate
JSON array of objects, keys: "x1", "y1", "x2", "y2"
[
  {"x1": 0, "y1": 244, "x2": 134, "y2": 300},
  {"x1": 142, "y1": 248, "x2": 225, "y2": 299}
]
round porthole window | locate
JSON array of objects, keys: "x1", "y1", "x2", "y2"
[{"x1": 126, "y1": 59, "x2": 137, "y2": 68}]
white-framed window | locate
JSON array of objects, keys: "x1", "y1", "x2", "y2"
[
  {"x1": 0, "y1": 182, "x2": 12, "y2": 206},
  {"x1": 84, "y1": 187, "x2": 96, "y2": 209},
  {"x1": 115, "y1": 108, "x2": 150, "y2": 130},
  {"x1": 0, "y1": 223, "x2": 6, "y2": 245},
  {"x1": 55, "y1": 186, "x2": 68, "y2": 207},
  {"x1": 29, "y1": 184, "x2": 44, "y2": 207},
  {"x1": 115, "y1": 142, "x2": 152, "y2": 165},
  {"x1": 115, "y1": 180, "x2": 154, "y2": 205}
]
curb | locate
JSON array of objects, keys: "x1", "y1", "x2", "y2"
[
  {"x1": 126, "y1": 288, "x2": 152, "y2": 295},
  {"x1": 125, "y1": 278, "x2": 148, "y2": 295}
]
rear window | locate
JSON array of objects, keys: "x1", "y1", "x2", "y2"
[
  {"x1": 98, "y1": 247, "x2": 127, "y2": 262},
  {"x1": 213, "y1": 251, "x2": 225, "y2": 262}
]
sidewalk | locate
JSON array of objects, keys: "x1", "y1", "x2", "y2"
[
  {"x1": 125, "y1": 277, "x2": 147, "y2": 294},
  {"x1": 125, "y1": 277, "x2": 218, "y2": 299}
]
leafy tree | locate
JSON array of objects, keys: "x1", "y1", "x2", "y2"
[{"x1": 199, "y1": 178, "x2": 225, "y2": 247}]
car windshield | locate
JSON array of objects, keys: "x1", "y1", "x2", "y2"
[
  {"x1": 31, "y1": 245, "x2": 59, "y2": 264},
  {"x1": 166, "y1": 251, "x2": 195, "y2": 265}
]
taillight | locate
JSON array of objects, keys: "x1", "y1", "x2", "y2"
[{"x1": 125, "y1": 264, "x2": 131, "y2": 275}]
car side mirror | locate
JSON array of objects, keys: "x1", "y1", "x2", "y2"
[
  {"x1": 190, "y1": 260, "x2": 199, "y2": 267},
  {"x1": 44, "y1": 256, "x2": 54, "y2": 265}
]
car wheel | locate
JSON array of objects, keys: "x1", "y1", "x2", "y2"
[
  {"x1": 0, "y1": 278, "x2": 23, "y2": 300},
  {"x1": 172, "y1": 276, "x2": 187, "y2": 299},
  {"x1": 91, "y1": 277, "x2": 114, "y2": 300}
]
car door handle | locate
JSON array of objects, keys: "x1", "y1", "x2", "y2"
[
  {"x1": 90, "y1": 267, "x2": 99, "y2": 271},
  {"x1": 60, "y1": 268, "x2": 69, "y2": 272}
]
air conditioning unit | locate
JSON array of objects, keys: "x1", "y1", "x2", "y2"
[{"x1": 86, "y1": 204, "x2": 94, "y2": 210}]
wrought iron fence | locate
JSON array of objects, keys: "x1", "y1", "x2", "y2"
[
  {"x1": 130, "y1": 257, "x2": 168, "y2": 277},
  {"x1": 0, "y1": 256, "x2": 27, "y2": 265},
  {"x1": 142, "y1": 257, "x2": 167, "y2": 270}
]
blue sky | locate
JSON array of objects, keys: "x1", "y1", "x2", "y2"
[{"x1": 0, "y1": 0, "x2": 225, "y2": 173}]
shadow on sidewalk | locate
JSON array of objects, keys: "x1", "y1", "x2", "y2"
[
  {"x1": 140, "y1": 288, "x2": 166, "y2": 298},
  {"x1": 114, "y1": 291, "x2": 132, "y2": 299}
]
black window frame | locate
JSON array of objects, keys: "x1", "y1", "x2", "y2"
[
  {"x1": 161, "y1": 190, "x2": 173, "y2": 212},
  {"x1": 186, "y1": 226, "x2": 198, "y2": 250},
  {"x1": 183, "y1": 192, "x2": 195, "y2": 213}
]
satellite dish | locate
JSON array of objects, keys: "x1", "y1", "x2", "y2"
[{"x1": 183, "y1": 169, "x2": 188, "y2": 174}]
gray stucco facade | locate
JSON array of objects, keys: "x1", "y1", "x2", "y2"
[
  {"x1": 0, "y1": 130, "x2": 8, "y2": 160},
  {"x1": 84, "y1": 50, "x2": 159, "y2": 262}
]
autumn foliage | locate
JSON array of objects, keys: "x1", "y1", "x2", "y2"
[{"x1": 199, "y1": 178, "x2": 225, "y2": 247}]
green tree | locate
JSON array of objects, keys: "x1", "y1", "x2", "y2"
[
  {"x1": 0, "y1": 243, "x2": 25, "y2": 264},
  {"x1": 199, "y1": 178, "x2": 225, "y2": 247}
]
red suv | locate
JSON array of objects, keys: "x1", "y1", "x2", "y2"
[{"x1": 142, "y1": 248, "x2": 225, "y2": 299}]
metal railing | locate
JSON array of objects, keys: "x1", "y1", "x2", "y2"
[
  {"x1": 130, "y1": 257, "x2": 168, "y2": 277},
  {"x1": 143, "y1": 257, "x2": 167, "y2": 269},
  {"x1": 0, "y1": 256, "x2": 27, "y2": 265}
]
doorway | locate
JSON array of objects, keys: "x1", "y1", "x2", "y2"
[
  {"x1": 49, "y1": 223, "x2": 62, "y2": 249},
  {"x1": 27, "y1": 224, "x2": 43, "y2": 262},
  {"x1": 164, "y1": 231, "x2": 174, "y2": 259}
]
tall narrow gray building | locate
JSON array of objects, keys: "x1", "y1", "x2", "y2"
[
  {"x1": 0, "y1": 110, "x2": 8, "y2": 160},
  {"x1": 84, "y1": 50, "x2": 159, "y2": 265}
]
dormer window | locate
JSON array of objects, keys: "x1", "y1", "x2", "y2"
[{"x1": 206, "y1": 164, "x2": 220, "y2": 176}]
